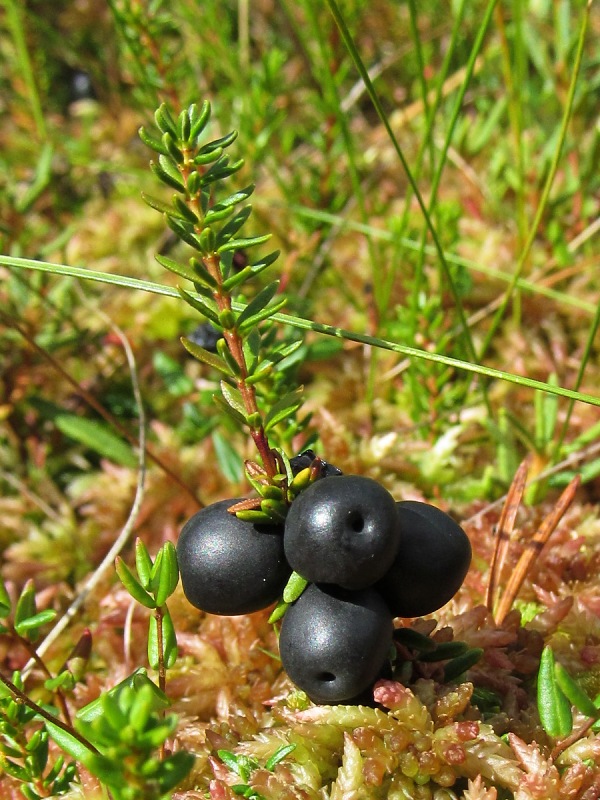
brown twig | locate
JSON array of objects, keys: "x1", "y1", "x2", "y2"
[
  {"x1": 0, "y1": 670, "x2": 99, "y2": 756},
  {"x1": 485, "y1": 456, "x2": 530, "y2": 613},
  {"x1": 494, "y1": 474, "x2": 581, "y2": 625}
]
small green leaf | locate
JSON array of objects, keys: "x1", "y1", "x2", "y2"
[
  {"x1": 14, "y1": 581, "x2": 36, "y2": 629},
  {"x1": 263, "y1": 388, "x2": 303, "y2": 432},
  {"x1": 218, "y1": 234, "x2": 271, "y2": 254},
  {"x1": 141, "y1": 192, "x2": 189, "y2": 221},
  {"x1": 152, "y1": 542, "x2": 179, "y2": 607},
  {"x1": 155, "y1": 749, "x2": 195, "y2": 792},
  {"x1": 44, "y1": 671, "x2": 75, "y2": 693},
  {"x1": 237, "y1": 297, "x2": 287, "y2": 335},
  {"x1": 265, "y1": 743, "x2": 296, "y2": 771},
  {"x1": 419, "y1": 641, "x2": 470, "y2": 662},
  {"x1": 537, "y1": 646, "x2": 573, "y2": 738},
  {"x1": 155, "y1": 103, "x2": 178, "y2": 136},
  {"x1": 199, "y1": 226, "x2": 217, "y2": 253},
  {"x1": 45, "y1": 720, "x2": 96, "y2": 768},
  {"x1": 162, "y1": 608, "x2": 178, "y2": 669},
  {"x1": 166, "y1": 216, "x2": 203, "y2": 250},
  {"x1": 173, "y1": 194, "x2": 198, "y2": 223},
  {"x1": 216, "y1": 206, "x2": 253, "y2": 252},
  {"x1": 76, "y1": 669, "x2": 169, "y2": 724},
  {"x1": 442, "y1": 648, "x2": 484, "y2": 682},
  {"x1": 162, "y1": 132, "x2": 184, "y2": 164},
  {"x1": 135, "y1": 539, "x2": 153, "y2": 589},
  {"x1": 193, "y1": 148, "x2": 224, "y2": 166},
  {"x1": 150, "y1": 160, "x2": 185, "y2": 192},
  {"x1": 217, "y1": 750, "x2": 258, "y2": 782},
  {"x1": 213, "y1": 394, "x2": 248, "y2": 426},
  {"x1": 54, "y1": 415, "x2": 137, "y2": 467},
  {"x1": 554, "y1": 662, "x2": 599, "y2": 719},
  {"x1": 181, "y1": 337, "x2": 229, "y2": 374},
  {"x1": 154, "y1": 253, "x2": 197, "y2": 283},
  {"x1": 393, "y1": 628, "x2": 437, "y2": 653},
  {"x1": 0, "y1": 581, "x2": 11, "y2": 618},
  {"x1": 189, "y1": 100, "x2": 211, "y2": 139},
  {"x1": 220, "y1": 382, "x2": 248, "y2": 421},
  {"x1": 236, "y1": 282, "x2": 278, "y2": 329},
  {"x1": 282, "y1": 572, "x2": 308, "y2": 604},
  {"x1": 14, "y1": 609, "x2": 57, "y2": 637},
  {"x1": 198, "y1": 130, "x2": 238, "y2": 154},
  {"x1": 268, "y1": 599, "x2": 288, "y2": 623},
  {"x1": 179, "y1": 287, "x2": 220, "y2": 325},
  {"x1": 139, "y1": 126, "x2": 169, "y2": 155},
  {"x1": 189, "y1": 257, "x2": 219, "y2": 288},
  {"x1": 115, "y1": 558, "x2": 156, "y2": 609}
]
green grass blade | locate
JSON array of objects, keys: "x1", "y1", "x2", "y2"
[
  {"x1": 478, "y1": 0, "x2": 592, "y2": 362},
  {"x1": 2, "y1": 255, "x2": 599, "y2": 409},
  {"x1": 324, "y1": 0, "x2": 478, "y2": 369}
]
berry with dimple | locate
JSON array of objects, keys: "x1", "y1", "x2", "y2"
[
  {"x1": 376, "y1": 501, "x2": 471, "y2": 618},
  {"x1": 177, "y1": 498, "x2": 291, "y2": 616},
  {"x1": 283, "y1": 475, "x2": 401, "y2": 590},
  {"x1": 278, "y1": 582, "x2": 393, "y2": 704}
]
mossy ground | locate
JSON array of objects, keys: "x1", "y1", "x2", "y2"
[{"x1": 1, "y1": 1, "x2": 600, "y2": 797}]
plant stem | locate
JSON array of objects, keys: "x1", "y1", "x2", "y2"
[
  {"x1": 180, "y1": 149, "x2": 278, "y2": 479},
  {"x1": 15, "y1": 631, "x2": 73, "y2": 727},
  {"x1": 0, "y1": 671, "x2": 99, "y2": 756}
]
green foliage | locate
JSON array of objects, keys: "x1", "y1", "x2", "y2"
[
  {"x1": 216, "y1": 744, "x2": 297, "y2": 800},
  {"x1": 0, "y1": 673, "x2": 78, "y2": 800},
  {"x1": 537, "y1": 646, "x2": 599, "y2": 739},
  {"x1": 49, "y1": 681, "x2": 193, "y2": 800},
  {"x1": 116, "y1": 539, "x2": 180, "y2": 671}
]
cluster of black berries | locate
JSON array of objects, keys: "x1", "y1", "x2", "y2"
[{"x1": 177, "y1": 453, "x2": 471, "y2": 704}]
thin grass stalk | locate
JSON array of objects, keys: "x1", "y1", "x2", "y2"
[
  {"x1": 494, "y1": 1, "x2": 527, "y2": 248},
  {"x1": 551, "y1": 294, "x2": 600, "y2": 462},
  {"x1": 3, "y1": 254, "x2": 600, "y2": 409},
  {"x1": 282, "y1": 205, "x2": 597, "y2": 315},
  {"x1": 324, "y1": 0, "x2": 479, "y2": 373},
  {"x1": 291, "y1": 0, "x2": 380, "y2": 297},
  {"x1": 406, "y1": 0, "x2": 498, "y2": 417},
  {"x1": 392, "y1": 0, "x2": 466, "y2": 316},
  {"x1": 477, "y1": 0, "x2": 592, "y2": 363},
  {"x1": 407, "y1": 0, "x2": 435, "y2": 178},
  {"x1": 3, "y1": 0, "x2": 47, "y2": 140}
]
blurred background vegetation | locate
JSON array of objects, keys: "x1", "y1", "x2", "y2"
[{"x1": 1, "y1": 0, "x2": 600, "y2": 590}]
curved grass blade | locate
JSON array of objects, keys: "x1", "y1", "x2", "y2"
[{"x1": 2, "y1": 256, "x2": 600, "y2": 408}]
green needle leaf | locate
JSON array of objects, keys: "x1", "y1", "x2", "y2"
[
  {"x1": 4, "y1": 255, "x2": 600, "y2": 410},
  {"x1": 265, "y1": 743, "x2": 296, "y2": 771},
  {"x1": 135, "y1": 539, "x2": 154, "y2": 589},
  {"x1": 554, "y1": 662, "x2": 599, "y2": 720},
  {"x1": 152, "y1": 542, "x2": 179, "y2": 607},
  {"x1": 115, "y1": 558, "x2": 156, "y2": 609},
  {"x1": 0, "y1": 581, "x2": 11, "y2": 618},
  {"x1": 282, "y1": 572, "x2": 308, "y2": 604},
  {"x1": 537, "y1": 646, "x2": 573, "y2": 738}
]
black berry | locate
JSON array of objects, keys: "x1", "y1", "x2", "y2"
[
  {"x1": 279, "y1": 583, "x2": 393, "y2": 704},
  {"x1": 289, "y1": 449, "x2": 343, "y2": 478},
  {"x1": 376, "y1": 501, "x2": 471, "y2": 617},
  {"x1": 177, "y1": 499, "x2": 291, "y2": 616},
  {"x1": 284, "y1": 475, "x2": 400, "y2": 590}
]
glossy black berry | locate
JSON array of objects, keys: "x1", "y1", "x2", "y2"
[
  {"x1": 289, "y1": 449, "x2": 343, "y2": 478},
  {"x1": 177, "y1": 499, "x2": 291, "y2": 616},
  {"x1": 279, "y1": 583, "x2": 393, "y2": 704},
  {"x1": 376, "y1": 501, "x2": 471, "y2": 618},
  {"x1": 284, "y1": 475, "x2": 400, "y2": 590}
]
